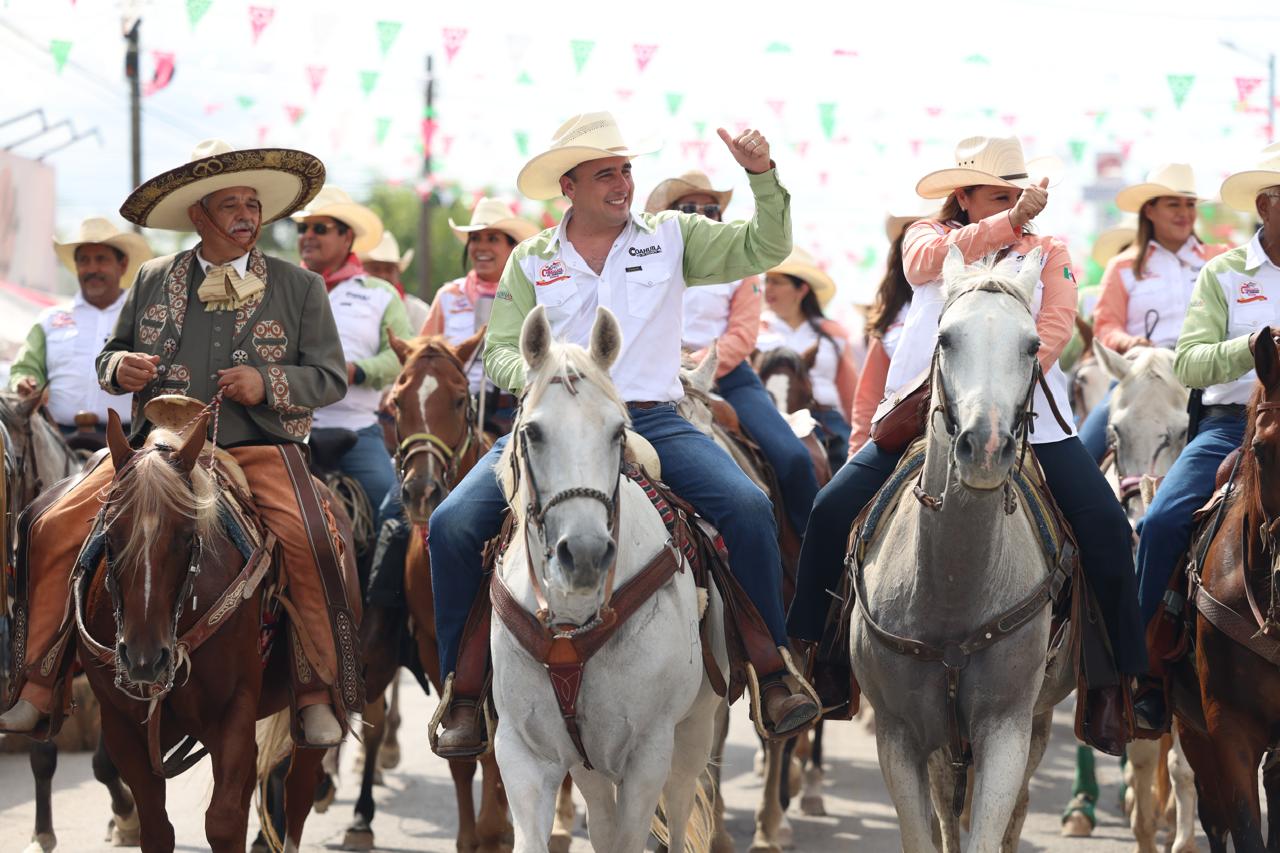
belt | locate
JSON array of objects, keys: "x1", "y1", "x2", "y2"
[
  {"x1": 627, "y1": 401, "x2": 672, "y2": 410},
  {"x1": 1203, "y1": 404, "x2": 1247, "y2": 420}
]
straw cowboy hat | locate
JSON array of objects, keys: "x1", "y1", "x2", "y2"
[
  {"x1": 120, "y1": 139, "x2": 324, "y2": 231},
  {"x1": 1091, "y1": 215, "x2": 1139, "y2": 268},
  {"x1": 359, "y1": 231, "x2": 414, "y2": 272},
  {"x1": 770, "y1": 248, "x2": 837, "y2": 309},
  {"x1": 1115, "y1": 163, "x2": 1201, "y2": 212},
  {"x1": 516, "y1": 111, "x2": 659, "y2": 201},
  {"x1": 884, "y1": 199, "x2": 940, "y2": 242},
  {"x1": 916, "y1": 136, "x2": 1063, "y2": 200},
  {"x1": 53, "y1": 217, "x2": 153, "y2": 289},
  {"x1": 449, "y1": 197, "x2": 541, "y2": 244},
  {"x1": 644, "y1": 170, "x2": 734, "y2": 214},
  {"x1": 291, "y1": 185, "x2": 384, "y2": 255},
  {"x1": 1221, "y1": 142, "x2": 1280, "y2": 213}
]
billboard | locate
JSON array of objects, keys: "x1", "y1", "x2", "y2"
[{"x1": 0, "y1": 151, "x2": 57, "y2": 293}]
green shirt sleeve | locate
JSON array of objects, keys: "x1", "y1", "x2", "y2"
[
  {"x1": 8, "y1": 321, "x2": 47, "y2": 389},
  {"x1": 677, "y1": 168, "x2": 793, "y2": 286},
  {"x1": 1174, "y1": 264, "x2": 1254, "y2": 389},
  {"x1": 354, "y1": 280, "x2": 414, "y2": 389},
  {"x1": 1058, "y1": 327, "x2": 1083, "y2": 374},
  {"x1": 484, "y1": 258, "x2": 537, "y2": 394}
]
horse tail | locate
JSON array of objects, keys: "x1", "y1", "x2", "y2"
[
  {"x1": 650, "y1": 773, "x2": 717, "y2": 853},
  {"x1": 255, "y1": 708, "x2": 293, "y2": 780}
]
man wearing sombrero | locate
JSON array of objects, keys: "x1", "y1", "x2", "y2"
[
  {"x1": 9, "y1": 218, "x2": 152, "y2": 432},
  {"x1": 359, "y1": 230, "x2": 428, "y2": 330},
  {"x1": 0, "y1": 140, "x2": 358, "y2": 747},
  {"x1": 1135, "y1": 142, "x2": 1280, "y2": 728},
  {"x1": 427, "y1": 111, "x2": 820, "y2": 757}
]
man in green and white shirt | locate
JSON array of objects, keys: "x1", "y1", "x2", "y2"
[{"x1": 1134, "y1": 143, "x2": 1280, "y2": 726}]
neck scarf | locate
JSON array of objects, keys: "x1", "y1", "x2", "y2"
[
  {"x1": 307, "y1": 253, "x2": 365, "y2": 290},
  {"x1": 463, "y1": 269, "x2": 500, "y2": 307},
  {"x1": 197, "y1": 250, "x2": 265, "y2": 312}
]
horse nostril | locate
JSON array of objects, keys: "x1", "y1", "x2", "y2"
[
  {"x1": 117, "y1": 643, "x2": 131, "y2": 671},
  {"x1": 1000, "y1": 434, "x2": 1017, "y2": 461},
  {"x1": 555, "y1": 539, "x2": 576, "y2": 576},
  {"x1": 955, "y1": 429, "x2": 978, "y2": 464}
]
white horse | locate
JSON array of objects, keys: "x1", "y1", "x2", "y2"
[
  {"x1": 853, "y1": 248, "x2": 1075, "y2": 852},
  {"x1": 490, "y1": 305, "x2": 726, "y2": 853}
]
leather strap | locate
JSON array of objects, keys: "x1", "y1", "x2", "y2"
[{"x1": 1191, "y1": 578, "x2": 1280, "y2": 665}]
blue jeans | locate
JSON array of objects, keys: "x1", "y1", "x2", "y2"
[
  {"x1": 1077, "y1": 383, "x2": 1117, "y2": 464},
  {"x1": 815, "y1": 407, "x2": 852, "y2": 457},
  {"x1": 428, "y1": 403, "x2": 785, "y2": 676},
  {"x1": 1136, "y1": 415, "x2": 1245, "y2": 623},
  {"x1": 335, "y1": 423, "x2": 398, "y2": 518},
  {"x1": 718, "y1": 361, "x2": 819, "y2": 535}
]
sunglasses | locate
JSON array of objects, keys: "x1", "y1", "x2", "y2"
[
  {"x1": 672, "y1": 203, "x2": 721, "y2": 220},
  {"x1": 296, "y1": 221, "x2": 347, "y2": 236}
]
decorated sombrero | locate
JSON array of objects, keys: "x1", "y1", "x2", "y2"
[{"x1": 120, "y1": 139, "x2": 325, "y2": 232}]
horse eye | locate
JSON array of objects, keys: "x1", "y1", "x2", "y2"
[
  {"x1": 1026, "y1": 337, "x2": 1041, "y2": 356},
  {"x1": 523, "y1": 423, "x2": 543, "y2": 442},
  {"x1": 937, "y1": 332, "x2": 952, "y2": 350},
  {"x1": 615, "y1": 425, "x2": 626, "y2": 443},
  {"x1": 454, "y1": 396, "x2": 466, "y2": 409}
]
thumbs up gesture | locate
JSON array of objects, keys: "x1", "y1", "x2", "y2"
[{"x1": 718, "y1": 127, "x2": 772, "y2": 175}]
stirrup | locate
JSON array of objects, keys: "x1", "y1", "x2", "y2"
[
  {"x1": 746, "y1": 647, "x2": 821, "y2": 741},
  {"x1": 428, "y1": 674, "x2": 495, "y2": 758}
]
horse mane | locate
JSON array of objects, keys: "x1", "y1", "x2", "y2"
[
  {"x1": 104, "y1": 428, "x2": 220, "y2": 577},
  {"x1": 941, "y1": 253, "x2": 1030, "y2": 312},
  {"x1": 755, "y1": 347, "x2": 809, "y2": 378}
]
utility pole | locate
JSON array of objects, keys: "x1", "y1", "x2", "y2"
[
  {"x1": 417, "y1": 54, "x2": 435, "y2": 300},
  {"x1": 124, "y1": 17, "x2": 142, "y2": 232}
]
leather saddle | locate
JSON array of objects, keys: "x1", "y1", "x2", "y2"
[{"x1": 308, "y1": 427, "x2": 360, "y2": 474}]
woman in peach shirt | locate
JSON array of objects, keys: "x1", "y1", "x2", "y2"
[{"x1": 788, "y1": 137, "x2": 1147, "y2": 686}]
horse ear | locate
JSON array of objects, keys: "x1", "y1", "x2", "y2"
[
  {"x1": 1093, "y1": 339, "x2": 1131, "y2": 381},
  {"x1": 941, "y1": 245, "x2": 966, "y2": 287},
  {"x1": 589, "y1": 307, "x2": 622, "y2": 371},
  {"x1": 387, "y1": 328, "x2": 412, "y2": 365},
  {"x1": 174, "y1": 413, "x2": 209, "y2": 473},
  {"x1": 455, "y1": 325, "x2": 486, "y2": 366},
  {"x1": 521, "y1": 305, "x2": 552, "y2": 372},
  {"x1": 1256, "y1": 326, "x2": 1280, "y2": 390},
  {"x1": 802, "y1": 343, "x2": 819, "y2": 370},
  {"x1": 106, "y1": 408, "x2": 134, "y2": 471},
  {"x1": 1013, "y1": 247, "x2": 1043, "y2": 304},
  {"x1": 687, "y1": 342, "x2": 719, "y2": 391}
]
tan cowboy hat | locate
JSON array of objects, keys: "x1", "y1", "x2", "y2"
[
  {"x1": 291, "y1": 185, "x2": 384, "y2": 255},
  {"x1": 884, "y1": 199, "x2": 940, "y2": 242},
  {"x1": 120, "y1": 139, "x2": 324, "y2": 232},
  {"x1": 770, "y1": 248, "x2": 837, "y2": 310},
  {"x1": 1115, "y1": 163, "x2": 1200, "y2": 212},
  {"x1": 644, "y1": 170, "x2": 733, "y2": 214},
  {"x1": 53, "y1": 217, "x2": 153, "y2": 289},
  {"x1": 516, "y1": 111, "x2": 660, "y2": 201},
  {"x1": 1091, "y1": 214, "x2": 1139, "y2": 268},
  {"x1": 359, "y1": 231, "x2": 414, "y2": 272},
  {"x1": 448, "y1": 197, "x2": 541, "y2": 244},
  {"x1": 1221, "y1": 142, "x2": 1280, "y2": 213},
  {"x1": 916, "y1": 136, "x2": 1063, "y2": 200}
]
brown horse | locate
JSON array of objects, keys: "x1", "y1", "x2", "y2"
[
  {"x1": 344, "y1": 329, "x2": 512, "y2": 853},
  {"x1": 753, "y1": 345, "x2": 838, "y2": 479},
  {"x1": 1176, "y1": 332, "x2": 1280, "y2": 851},
  {"x1": 76, "y1": 410, "x2": 328, "y2": 852}
]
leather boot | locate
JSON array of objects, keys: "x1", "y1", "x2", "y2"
[
  {"x1": 760, "y1": 678, "x2": 820, "y2": 737},
  {"x1": 300, "y1": 704, "x2": 343, "y2": 747},
  {"x1": 434, "y1": 697, "x2": 487, "y2": 758},
  {"x1": 0, "y1": 699, "x2": 44, "y2": 734}
]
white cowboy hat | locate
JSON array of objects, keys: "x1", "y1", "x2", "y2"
[
  {"x1": 516, "y1": 111, "x2": 660, "y2": 201},
  {"x1": 291, "y1": 185, "x2": 384, "y2": 255},
  {"x1": 53, "y1": 217, "x2": 154, "y2": 289},
  {"x1": 644, "y1": 170, "x2": 733, "y2": 214},
  {"x1": 770, "y1": 247, "x2": 837, "y2": 310},
  {"x1": 916, "y1": 136, "x2": 1063, "y2": 200},
  {"x1": 1091, "y1": 214, "x2": 1139, "y2": 268},
  {"x1": 448, "y1": 197, "x2": 541, "y2": 244},
  {"x1": 358, "y1": 231, "x2": 414, "y2": 272},
  {"x1": 1115, "y1": 163, "x2": 1201, "y2": 212},
  {"x1": 120, "y1": 139, "x2": 325, "y2": 232},
  {"x1": 1220, "y1": 142, "x2": 1280, "y2": 213}
]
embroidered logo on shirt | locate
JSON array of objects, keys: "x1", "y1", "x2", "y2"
[
  {"x1": 537, "y1": 259, "x2": 569, "y2": 286},
  {"x1": 1238, "y1": 281, "x2": 1268, "y2": 304},
  {"x1": 1064, "y1": 265, "x2": 1075, "y2": 282},
  {"x1": 628, "y1": 245, "x2": 662, "y2": 258},
  {"x1": 49, "y1": 312, "x2": 75, "y2": 329}
]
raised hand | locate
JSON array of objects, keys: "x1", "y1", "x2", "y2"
[{"x1": 717, "y1": 127, "x2": 772, "y2": 175}]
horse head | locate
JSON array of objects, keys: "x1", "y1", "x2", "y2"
[
  {"x1": 0, "y1": 389, "x2": 79, "y2": 506},
  {"x1": 100, "y1": 409, "x2": 216, "y2": 687},
  {"x1": 936, "y1": 246, "x2": 1043, "y2": 490},
  {"x1": 503, "y1": 305, "x2": 626, "y2": 626},
  {"x1": 677, "y1": 343, "x2": 719, "y2": 434},
  {"x1": 754, "y1": 346, "x2": 816, "y2": 415},
  {"x1": 387, "y1": 327, "x2": 484, "y2": 524}
]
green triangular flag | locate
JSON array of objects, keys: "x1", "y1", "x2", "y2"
[
  {"x1": 765, "y1": 42, "x2": 791, "y2": 53},
  {"x1": 514, "y1": 130, "x2": 529, "y2": 157},
  {"x1": 359, "y1": 70, "x2": 379, "y2": 96},
  {"x1": 570, "y1": 39, "x2": 594, "y2": 73},
  {"x1": 49, "y1": 39, "x2": 71, "y2": 73},
  {"x1": 1166, "y1": 74, "x2": 1195, "y2": 109},
  {"x1": 236, "y1": 95, "x2": 255, "y2": 110},
  {"x1": 980, "y1": 107, "x2": 996, "y2": 118},
  {"x1": 375, "y1": 20, "x2": 401, "y2": 58},
  {"x1": 1068, "y1": 139, "x2": 1086, "y2": 163},
  {"x1": 1093, "y1": 110, "x2": 1108, "y2": 128},
  {"x1": 693, "y1": 121, "x2": 706, "y2": 138},
  {"x1": 818, "y1": 102, "x2": 836, "y2": 141},
  {"x1": 186, "y1": 0, "x2": 212, "y2": 28},
  {"x1": 375, "y1": 117, "x2": 390, "y2": 145},
  {"x1": 516, "y1": 71, "x2": 533, "y2": 85},
  {"x1": 665, "y1": 92, "x2": 683, "y2": 116},
  {"x1": 1140, "y1": 107, "x2": 1156, "y2": 120},
  {"x1": 963, "y1": 53, "x2": 990, "y2": 64},
  {"x1": 858, "y1": 247, "x2": 878, "y2": 271}
]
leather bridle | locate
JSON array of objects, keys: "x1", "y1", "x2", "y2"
[{"x1": 395, "y1": 352, "x2": 482, "y2": 501}]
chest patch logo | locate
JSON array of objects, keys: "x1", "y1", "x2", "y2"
[
  {"x1": 1239, "y1": 281, "x2": 1268, "y2": 304},
  {"x1": 49, "y1": 312, "x2": 75, "y2": 329},
  {"x1": 628, "y1": 245, "x2": 662, "y2": 258},
  {"x1": 537, "y1": 260, "x2": 569, "y2": 286}
]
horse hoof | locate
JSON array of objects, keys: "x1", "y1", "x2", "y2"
[
  {"x1": 776, "y1": 816, "x2": 795, "y2": 850},
  {"x1": 1060, "y1": 812, "x2": 1093, "y2": 837},
  {"x1": 23, "y1": 832, "x2": 56, "y2": 853},
  {"x1": 548, "y1": 832, "x2": 572, "y2": 853},
  {"x1": 799, "y1": 795, "x2": 827, "y2": 816},
  {"x1": 748, "y1": 842, "x2": 781, "y2": 853},
  {"x1": 341, "y1": 828, "x2": 374, "y2": 851},
  {"x1": 379, "y1": 742, "x2": 401, "y2": 770}
]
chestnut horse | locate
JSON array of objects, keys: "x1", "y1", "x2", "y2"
[
  {"x1": 76, "y1": 410, "x2": 329, "y2": 852},
  {"x1": 1177, "y1": 332, "x2": 1280, "y2": 851},
  {"x1": 343, "y1": 329, "x2": 513, "y2": 853}
]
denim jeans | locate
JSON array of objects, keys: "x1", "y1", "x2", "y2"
[
  {"x1": 815, "y1": 407, "x2": 853, "y2": 460},
  {"x1": 427, "y1": 403, "x2": 785, "y2": 676},
  {"x1": 717, "y1": 361, "x2": 819, "y2": 535}
]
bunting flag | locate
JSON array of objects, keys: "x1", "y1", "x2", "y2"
[
  {"x1": 615, "y1": 88, "x2": 633, "y2": 101},
  {"x1": 665, "y1": 92, "x2": 683, "y2": 116},
  {"x1": 766, "y1": 99, "x2": 785, "y2": 117},
  {"x1": 247, "y1": 6, "x2": 274, "y2": 44},
  {"x1": 516, "y1": 71, "x2": 533, "y2": 85},
  {"x1": 359, "y1": 70, "x2": 378, "y2": 96},
  {"x1": 421, "y1": 118, "x2": 439, "y2": 156},
  {"x1": 832, "y1": 48, "x2": 858, "y2": 58},
  {"x1": 1236, "y1": 76, "x2": 1265, "y2": 102},
  {"x1": 818, "y1": 102, "x2": 836, "y2": 141},
  {"x1": 571, "y1": 39, "x2": 594, "y2": 74},
  {"x1": 143, "y1": 51, "x2": 176, "y2": 96},
  {"x1": 1068, "y1": 139, "x2": 1086, "y2": 163},
  {"x1": 765, "y1": 42, "x2": 791, "y2": 53},
  {"x1": 925, "y1": 106, "x2": 942, "y2": 117},
  {"x1": 908, "y1": 139, "x2": 922, "y2": 156},
  {"x1": 49, "y1": 39, "x2": 71, "y2": 73},
  {"x1": 257, "y1": 125, "x2": 270, "y2": 145},
  {"x1": 793, "y1": 140, "x2": 810, "y2": 157},
  {"x1": 375, "y1": 117, "x2": 391, "y2": 145},
  {"x1": 284, "y1": 105, "x2": 304, "y2": 125},
  {"x1": 693, "y1": 120, "x2": 706, "y2": 138},
  {"x1": 236, "y1": 95, "x2": 255, "y2": 109},
  {"x1": 1167, "y1": 74, "x2": 1195, "y2": 109},
  {"x1": 305, "y1": 65, "x2": 326, "y2": 95},
  {"x1": 186, "y1": 0, "x2": 212, "y2": 28},
  {"x1": 633, "y1": 43, "x2": 657, "y2": 72},
  {"x1": 441, "y1": 27, "x2": 467, "y2": 63},
  {"x1": 1000, "y1": 113, "x2": 1017, "y2": 127},
  {"x1": 514, "y1": 130, "x2": 529, "y2": 156},
  {"x1": 963, "y1": 53, "x2": 990, "y2": 64},
  {"x1": 203, "y1": 103, "x2": 223, "y2": 115},
  {"x1": 376, "y1": 20, "x2": 402, "y2": 57}
]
